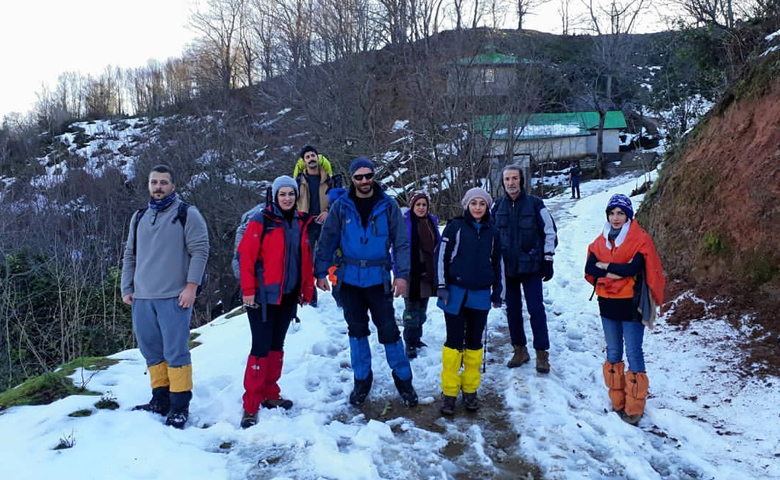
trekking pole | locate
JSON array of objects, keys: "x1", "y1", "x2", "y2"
[{"x1": 482, "y1": 323, "x2": 488, "y2": 373}]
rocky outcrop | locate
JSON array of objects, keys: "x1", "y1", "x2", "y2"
[{"x1": 639, "y1": 47, "x2": 780, "y2": 372}]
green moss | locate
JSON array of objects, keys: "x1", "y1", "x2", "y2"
[
  {"x1": 188, "y1": 332, "x2": 202, "y2": 350},
  {"x1": 731, "y1": 49, "x2": 780, "y2": 102},
  {"x1": 94, "y1": 393, "x2": 120, "y2": 410},
  {"x1": 702, "y1": 231, "x2": 728, "y2": 255},
  {"x1": 0, "y1": 372, "x2": 100, "y2": 409},
  {"x1": 68, "y1": 409, "x2": 93, "y2": 417},
  {"x1": 58, "y1": 357, "x2": 120, "y2": 377},
  {"x1": 745, "y1": 253, "x2": 779, "y2": 288}
]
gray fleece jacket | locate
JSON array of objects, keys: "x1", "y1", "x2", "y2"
[{"x1": 121, "y1": 198, "x2": 210, "y2": 299}]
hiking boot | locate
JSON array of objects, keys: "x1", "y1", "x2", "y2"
[
  {"x1": 405, "y1": 344, "x2": 418, "y2": 359},
  {"x1": 240, "y1": 411, "x2": 258, "y2": 429},
  {"x1": 165, "y1": 408, "x2": 189, "y2": 429},
  {"x1": 414, "y1": 340, "x2": 427, "y2": 348},
  {"x1": 262, "y1": 398, "x2": 294, "y2": 410},
  {"x1": 132, "y1": 386, "x2": 170, "y2": 415},
  {"x1": 536, "y1": 350, "x2": 550, "y2": 374},
  {"x1": 392, "y1": 372, "x2": 419, "y2": 407},
  {"x1": 463, "y1": 392, "x2": 480, "y2": 411},
  {"x1": 440, "y1": 395, "x2": 457, "y2": 415},
  {"x1": 507, "y1": 345, "x2": 530, "y2": 368},
  {"x1": 165, "y1": 390, "x2": 192, "y2": 429},
  {"x1": 619, "y1": 410, "x2": 643, "y2": 426},
  {"x1": 349, "y1": 371, "x2": 373, "y2": 406}
]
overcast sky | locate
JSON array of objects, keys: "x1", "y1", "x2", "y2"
[
  {"x1": 0, "y1": 0, "x2": 196, "y2": 120},
  {"x1": 0, "y1": 1, "x2": 664, "y2": 121}
]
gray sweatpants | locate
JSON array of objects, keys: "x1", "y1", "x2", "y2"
[{"x1": 132, "y1": 297, "x2": 192, "y2": 368}]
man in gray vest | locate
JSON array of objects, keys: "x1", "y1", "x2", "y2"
[
  {"x1": 491, "y1": 165, "x2": 557, "y2": 374},
  {"x1": 122, "y1": 164, "x2": 209, "y2": 429}
]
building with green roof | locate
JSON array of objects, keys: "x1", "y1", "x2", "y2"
[
  {"x1": 477, "y1": 111, "x2": 628, "y2": 195},
  {"x1": 447, "y1": 46, "x2": 531, "y2": 97},
  {"x1": 476, "y1": 110, "x2": 627, "y2": 162}
]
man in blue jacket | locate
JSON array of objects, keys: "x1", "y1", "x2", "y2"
[
  {"x1": 315, "y1": 157, "x2": 418, "y2": 407},
  {"x1": 492, "y1": 165, "x2": 558, "y2": 374}
]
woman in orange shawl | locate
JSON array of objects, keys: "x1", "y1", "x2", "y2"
[{"x1": 585, "y1": 194, "x2": 665, "y2": 425}]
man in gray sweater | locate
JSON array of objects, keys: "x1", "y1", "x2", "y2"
[{"x1": 122, "y1": 164, "x2": 209, "y2": 429}]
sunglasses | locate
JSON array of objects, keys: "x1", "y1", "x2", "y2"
[{"x1": 352, "y1": 172, "x2": 374, "y2": 181}]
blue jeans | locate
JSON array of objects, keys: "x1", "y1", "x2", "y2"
[
  {"x1": 601, "y1": 316, "x2": 645, "y2": 372},
  {"x1": 505, "y1": 275, "x2": 549, "y2": 350}
]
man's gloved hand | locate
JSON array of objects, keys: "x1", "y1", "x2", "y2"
[
  {"x1": 437, "y1": 287, "x2": 449, "y2": 306},
  {"x1": 541, "y1": 259, "x2": 554, "y2": 282}
]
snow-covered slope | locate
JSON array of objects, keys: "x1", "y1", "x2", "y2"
[{"x1": 1, "y1": 171, "x2": 776, "y2": 480}]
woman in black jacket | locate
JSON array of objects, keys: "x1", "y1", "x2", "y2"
[{"x1": 435, "y1": 188, "x2": 502, "y2": 415}]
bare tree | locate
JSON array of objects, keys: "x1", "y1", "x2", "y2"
[
  {"x1": 451, "y1": 0, "x2": 467, "y2": 29},
  {"x1": 580, "y1": 0, "x2": 648, "y2": 176},
  {"x1": 189, "y1": 0, "x2": 248, "y2": 96},
  {"x1": 558, "y1": 0, "x2": 573, "y2": 33},
  {"x1": 267, "y1": 0, "x2": 316, "y2": 73},
  {"x1": 409, "y1": 0, "x2": 445, "y2": 43},
  {"x1": 517, "y1": 0, "x2": 550, "y2": 30},
  {"x1": 315, "y1": 0, "x2": 381, "y2": 59},
  {"x1": 667, "y1": 0, "x2": 736, "y2": 28},
  {"x1": 248, "y1": 0, "x2": 279, "y2": 79}
]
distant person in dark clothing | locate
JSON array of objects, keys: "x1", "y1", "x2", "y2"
[{"x1": 569, "y1": 162, "x2": 581, "y2": 199}]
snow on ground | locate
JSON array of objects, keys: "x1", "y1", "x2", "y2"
[{"x1": 1, "y1": 170, "x2": 777, "y2": 480}]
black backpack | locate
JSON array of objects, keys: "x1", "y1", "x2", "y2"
[{"x1": 132, "y1": 201, "x2": 208, "y2": 295}]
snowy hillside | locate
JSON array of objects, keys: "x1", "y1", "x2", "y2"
[{"x1": 1, "y1": 171, "x2": 777, "y2": 480}]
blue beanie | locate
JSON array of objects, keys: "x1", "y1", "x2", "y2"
[
  {"x1": 272, "y1": 175, "x2": 299, "y2": 200},
  {"x1": 349, "y1": 157, "x2": 374, "y2": 175},
  {"x1": 606, "y1": 194, "x2": 634, "y2": 220}
]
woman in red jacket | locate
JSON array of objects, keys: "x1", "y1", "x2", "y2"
[
  {"x1": 237, "y1": 175, "x2": 314, "y2": 428},
  {"x1": 585, "y1": 194, "x2": 665, "y2": 425}
]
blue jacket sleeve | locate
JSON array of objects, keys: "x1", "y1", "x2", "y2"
[
  {"x1": 314, "y1": 200, "x2": 342, "y2": 278},
  {"x1": 389, "y1": 201, "x2": 411, "y2": 280}
]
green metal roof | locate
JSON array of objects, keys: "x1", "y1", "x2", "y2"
[
  {"x1": 474, "y1": 111, "x2": 627, "y2": 140},
  {"x1": 457, "y1": 45, "x2": 521, "y2": 66}
]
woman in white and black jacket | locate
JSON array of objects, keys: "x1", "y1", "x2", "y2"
[{"x1": 435, "y1": 187, "x2": 502, "y2": 416}]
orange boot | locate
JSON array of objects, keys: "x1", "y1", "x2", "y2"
[
  {"x1": 623, "y1": 371, "x2": 649, "y2": 425},
  {"x1": 602, "y1": 361, "x2": 626, "y2": 413}
]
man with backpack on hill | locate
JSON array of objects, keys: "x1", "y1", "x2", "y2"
[
  {"x1": 121, "y1": 164, "x2": 209, "y2": 429},
  {"x1": 314, "y1": 157, "x2": 418, "y2": 408},
  {"x1": 295, "y1": 145, "x2": 340, "y2": 307},
  {"x1": 492, "y1": 165, "x2": 558, "y2": 374}
]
